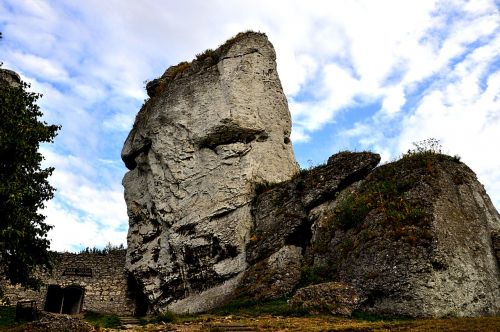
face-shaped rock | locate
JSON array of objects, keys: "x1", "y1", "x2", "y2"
[{"x1": 121, "y1": 32, "x2": 298, "y2": 312}]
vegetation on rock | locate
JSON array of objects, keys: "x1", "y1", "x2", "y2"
[
  {"x1": 144, "y1": 30, "x2": 265, "y2": 99},
  {"x1": 315, "y1": 139, "x2": 460, "y2": 254}
]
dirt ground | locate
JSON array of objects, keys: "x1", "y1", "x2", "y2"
[{"x1": 102, "y1": 315, "x2": 500, "y2": 332}]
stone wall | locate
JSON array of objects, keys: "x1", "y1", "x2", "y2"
[{"x1": 1, "y1": 250, "x2": 136, "y2": 315}]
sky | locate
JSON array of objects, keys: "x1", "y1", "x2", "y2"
[{"x1": 1, "y1": 0, "x2": 499, "y2": 252}]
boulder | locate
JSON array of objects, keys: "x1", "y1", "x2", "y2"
[
  {"x1": 237, "y1": 245, "x2": 303, "y2": 301},
  {"x1": 289, "y1": 282, "x2": 362, "y2": 316}
]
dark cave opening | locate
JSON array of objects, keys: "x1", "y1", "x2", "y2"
[{"x1": 44, "y1": 284, "x2": 84, "y2": 314}]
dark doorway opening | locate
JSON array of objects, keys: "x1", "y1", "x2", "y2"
[
  {"x1": 43, "y1": 285, "x2": 84, "y2": 314},
  {"x1": 127, "y1": 274, "x2": 149, "y2": 316},
  {"x1": 61, "y1": 286, "x2": 84, "y2": 314},
  {"x1": 44, "y1": 285, "x2": 63, "y2": 313}
]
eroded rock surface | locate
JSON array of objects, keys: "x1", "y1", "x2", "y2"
[
  {"x1": 122, "y1": 32, "x2": 298, "y2": 313},
  {"x1": 289, "y1": 282, "x2": 363, "y2": 316},
  {"x1": 305, "y1": 154, "x2": 500, "y2": 317},
  {"x1": 122, "y1": 31, "x2": 500, "y2": 318},
  {"x1": 247, "y1": 152, "x2": 381, "y2": 265},
  {"x1": 240, "y1": 152, "x2": 499, "y2": 317}
]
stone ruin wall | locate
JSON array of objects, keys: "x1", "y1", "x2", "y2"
[{"x1": 1, "y1": 250, "x2": 135, "y2": 315}]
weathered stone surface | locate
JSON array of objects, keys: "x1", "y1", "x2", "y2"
[
  {"x1": 492, "y1": 231, "x2": 500, "y2": 264},
  {"x1": 0, "y1": 68, "x2": 21, "y2": 88},
  {"x1": 24, "y1": 312, "x2": 95, "y2": 332},
  {"x1": 247, "y1": 152, "x2": 380, "y2": 264},
  {"x1": 238, "y1": 245, "x2": 303, "y2": 301},
  {"x1": 289, "y1": 282, "x2": 362, "y2": 316},
  {"x1": 122, "y1": 32, "x2": 298, "y2": 313},
  {"x1": 121, "y1": 31, "x2": 500, "y2": 318},
  {"x1": 308, "y1": 155, "x2": 500, "y2": 317}
]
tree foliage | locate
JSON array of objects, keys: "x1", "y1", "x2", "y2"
[{"x1": 0, "y1": 71, "x2": 60, "y2": 288}]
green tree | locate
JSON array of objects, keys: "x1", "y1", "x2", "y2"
[{"x1": 0, "y1": 68, "x2": 60, "y2": 288}]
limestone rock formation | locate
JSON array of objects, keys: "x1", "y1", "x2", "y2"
[
  {"x1": 247, "y1": 152, "x2": 381, "y2": 265},
  {"x1": 250, "y1": 152, "x2": 500, "y2": 317},
  {"x1": 306, "y1": 154, "x2": 500, "y2": 317},
  {"x1": 122, "y1": 32, "x2": 298, "y2": 313},
  {"x1": 122, "y1": 31, "x2": 500, "y2": 317}
]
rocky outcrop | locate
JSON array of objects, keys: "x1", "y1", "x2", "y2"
[
  {"x1": 241, "y1": 152, "x2": 500, "y2": 317},
  {"x1": 247, "y1": 152, "x2": 381, "y2": 265},
  {"x1": 237, "y1": 245, "x2": 303, "y2": 301},
  {"x1": 122, "y1": 31, "x2": 500, "y2": 317},
  {"x1": 234, "y1": 152, "x2": 380, "y2": 301},
  {"x1": 304, "y1": 154, "x2": 500, "y2": 317},
  {"x1": 122, "y1": 32, "x2": 298, "y2": 313}
]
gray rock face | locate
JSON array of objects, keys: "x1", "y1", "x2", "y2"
[
  {"x1": 241, "y1": 151, "x2": 499, "y2": 317},
  {"x1": 248, "y1": 152, "x2": 381, "y2": 265},
  {"x1": 0, "y1": 69, "x2": 21, "y2": 88},
  {"x1": 238, "y1": 245, "x2": 303, "y2": 301},
  {"x1": 308, "y1": 155, "x2": 500, "y2": 317},
  {"x1": 289, "y1": 282, "x2": 363, "y2": 316},
  {"x1": 122, "y1": 32, "x2": 298, "y2": 313},
  {"x1": 122, "y1": 31, "x2": 500, "y2": 317}
]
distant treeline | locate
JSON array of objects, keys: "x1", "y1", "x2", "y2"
[{"x1": 79, "y1": 242, "x2": 126, "y2": 255}]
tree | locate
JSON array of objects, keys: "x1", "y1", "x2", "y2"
[{"x1": 0, "y1": 67, "x2": 60, "y2": 288}]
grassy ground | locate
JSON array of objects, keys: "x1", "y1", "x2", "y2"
[
  {"x1": 83, "y1": 310, "x2": 121, "y2": 328},
  {"x1": 1, "y1": 305, "x2": 499, "y2": 331},
  {"x1": 109, "y1": 315, "x2": 500, "y2": 331},
  {"x1": 115, "y1": 299, "x2": 500, "y2": 331}
]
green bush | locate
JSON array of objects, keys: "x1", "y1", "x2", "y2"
[{"x1": 299, "y1": 265, "x2": 338, "y2": 286}]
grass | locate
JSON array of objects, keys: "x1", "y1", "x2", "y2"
[
  {"x1": 82, "y1": 310, "x2": 121, "y2": 329},
  {"x1": 150, "y1": 310, "x2": 177, "y2": 323},
  {"x1": 253, "y1": 180, "x2": 280, "y2": 196},
  {"x1": 145, "y1": 313, "x2": 500, "y2": 332},
  {"x1": 208, "y1": 297, "x2": 308, "y2": 317},
  {"x1": 1, "y1": 305, "x2": 499, "y2": 331}
]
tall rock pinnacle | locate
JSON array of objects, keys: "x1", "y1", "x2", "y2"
[{"x1": 122, "y1": 32, "x2": 299, "y2": 313}]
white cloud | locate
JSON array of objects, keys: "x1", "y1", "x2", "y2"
[
  {"x1": 7, "y1": 51, "x2": 69, "y2": 82},
  {"x1": 44, "y1": 200, "x2": 127, "y2": 252},
  {"x1": 2, "y1": 0, "x2": 499, "y2": 252},
  {"x1": 40, "y1": 147, "x2": 128, "y2": 251}
]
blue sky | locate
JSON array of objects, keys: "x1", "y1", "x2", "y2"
[{"x1": 1, "y1": 0, "x2": 499, "y2": 252}]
